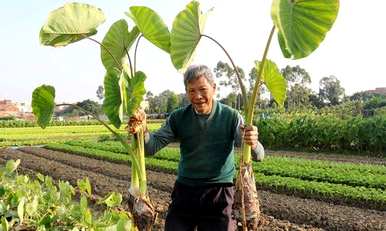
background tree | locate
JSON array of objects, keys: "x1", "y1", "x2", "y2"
[
  {"x1": 309, "y1": 91, "x2": 324, "y2": 108},
  {"x1": 362, "y1": 95, "x2": 386, "y2": 116},
  {"x1": 281, "y1": 65, "x2": 312, "y2": 109},
  {"x1": 158, "y1": 90, "x2": 173, "y2": 113},
  {"x1": 220, "y1": 92, "x2": 238, "y2": 108},
  {"x1": 319, "y1": 75, "x2": 345, "y2": 105},
  {"x1": 55, "y1": 99, "x2": 101, "y2": 117},
  {"x1": 76, "y1": 99, "x2": 101, "y2": 116},
  {"x1": 350, "y1": 91, "x2": 385, "y2": 102},
  {"x1": 281, "y1": 65, "x2": 311, "y2": 85},
  {"x1": 145, "y1": 91, "x2": 165, "y2": 114},
  {"x1": 146, "y1": 91, "x2": 187, "y2": 114},
  {"x1": 166, "y1": 91, "x2": 179, "y2": 113},
  {"x1": 213, "y1": 61, "x2": 245, "y2": 110},
  {"x1": 248, "y1": 65, "x2": 272, "y2": 109},
  {"x1": 145, "y1": 91, "x2": 155, "y2": 114}
]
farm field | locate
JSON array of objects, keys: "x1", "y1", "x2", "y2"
[
  {"x1": 0, "y1": 123, "x2": 161, "y2": 147},
  {"x1": 1, "y1": 139, "x2": 385, "y2": 230},
  {"x1": 3, "y1": 0, "x2": 385, "y2": 230}
]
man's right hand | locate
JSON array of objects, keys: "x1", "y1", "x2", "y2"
[{"x1": 128, "y1": 109, "x2": 147, "y2": 134}]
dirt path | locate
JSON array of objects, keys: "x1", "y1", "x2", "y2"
[{"x1": 1, "y1": 147, "x2": 385, "y2": 230}]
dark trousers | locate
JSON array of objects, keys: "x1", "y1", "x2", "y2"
[{"x1": 165, "y1": 181, "x2": 236, "y2": 231}]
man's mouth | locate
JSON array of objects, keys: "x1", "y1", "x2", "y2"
[{"x1": 194, "y1": 102, "x2": 205, "y2": 107}]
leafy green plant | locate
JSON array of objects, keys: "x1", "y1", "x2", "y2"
[
  {"x1": 256, "y1": 113, "x2": 386, "y2": 155},
  {"x1": 164, "y1": 0, "x2": 339, "y2": 229},
  {"x1": 0, "y1": 159, "x2": 132, "y2": 230}
]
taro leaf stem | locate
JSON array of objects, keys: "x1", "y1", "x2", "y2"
[
  {"x1": 241, "y1": 25, "x2": 275, "y2": 163},
  {"x1": 136, "y1": 127, "x2": 147, "y2": 196},
  {"x1": 202, "y1": 34, "x2": 248, "y2": 109},
  {"x1": 87, "y1": 37, "x2": 122, "y2": 69},
  {"x1": 125, "y1": 48, "x2": 134, "y2": 78},
  {"x1": 134, "y1": 35, "x2": 144, "y2": 74}
]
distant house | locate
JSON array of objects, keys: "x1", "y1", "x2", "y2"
[
  {"x1": 0, "y1": 100, "x2": 19, "y2": 118},
  {"x1": 79, "y1": 115, "x2": 92, "y2": 121},
  {"x1": 365, "y1": 87, "x2": 386, "y2": 95},
  {"x1": 0, "y1": 99, "x2": 34, "y2": 120}
]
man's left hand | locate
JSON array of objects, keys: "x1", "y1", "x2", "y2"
[{"x1": 241, "y1": 125, "x2": 258, "y2": 149}]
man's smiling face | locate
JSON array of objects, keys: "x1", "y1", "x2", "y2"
[{"x1": 186, "y1": 75, "x2": 216, "y2": 115}]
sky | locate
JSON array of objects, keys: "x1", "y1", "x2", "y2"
[{"x1": 0, "y1": 1, "x2": 385, "y2": 104}]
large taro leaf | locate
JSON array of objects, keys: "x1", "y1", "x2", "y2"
[
  {"x1": 40, "y1": 2, "x2": 105, "y2": 47},
  {"x1": 102, "y1": 70, "x2": 146, "y2": 129},
  {"x1": 271, "y1": 0, "x2": 339, "y2": 59},
  {"x1": 255, "y1": 60, "x2": 286, "y2": 107},
  {"x1": 127, "y1": 6, "x2": 170, "y2": 53},
  {"x1": 170, "y1": 1, "x2": 210, "y2": 71},
  {"x1": 32, "y1": 85, "x2": 56, "y2": 129},
  {"x1": 103, "y1": 70, "x2": 122, "y2": 128},
  {"x1": 101, "y1": 20, "x2": 139, "y2": 71},
  {"x1": 125, "y1": 71, "x2": 146, "y2": 116}
]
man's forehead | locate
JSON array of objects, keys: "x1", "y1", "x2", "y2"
[{"x1": 187, "y1": 82, "x2": 212, "y2": 89}]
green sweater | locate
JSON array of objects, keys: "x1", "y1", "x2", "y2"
[
  {"x1": 145, "y1": 100, "x2": 264, "y2": 186},
  {"x1": 144, "y1": 100, "x2": 264, "y2": 186},
  {"x1": 171, "y1": 101, "x2": 238, "y2": 186}
]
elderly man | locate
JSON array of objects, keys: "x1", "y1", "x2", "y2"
[{"x1": 131, "y1": 65, "x2": 264, "y2": 231}]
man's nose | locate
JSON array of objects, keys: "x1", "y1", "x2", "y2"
[{"x1": 191, "y1": 91, "x2": 202, "y2": 98}]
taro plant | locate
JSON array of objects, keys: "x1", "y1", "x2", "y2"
[
  {"x1": 166, "y1": 0, "x2": 339, "y2": 229},
  {"x1": 33, "y1": 1, "x2": 339, "y2": 230},
  {"x1": 33, "y1": 2, "x2": 171, "y2": 230},
  {"x1": 0, "y1": 159, "x2": 131, "y2": 230}
]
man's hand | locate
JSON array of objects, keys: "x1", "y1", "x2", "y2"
[
  {"x1": 240, "y1": 125, "x2": 258, "y2": 149},
  {"x1": 128, "y1": 109, "x2": 147, "y2": 134}
]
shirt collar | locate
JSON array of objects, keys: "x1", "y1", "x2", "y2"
[{"x1": 192, "y1": 99, "x2": 217, "y2": 118}]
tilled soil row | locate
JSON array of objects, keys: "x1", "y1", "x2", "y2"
[
  {"x1": 18, "y1": 147, "x2": 176, "y2": 193},
  {"x1": 2, "y1": 148, "x2": 386, "y2": 230}
]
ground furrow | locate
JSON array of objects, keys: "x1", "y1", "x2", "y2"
[{"x1": 18, "y1": 146, "x2": 175, "y2": 193}]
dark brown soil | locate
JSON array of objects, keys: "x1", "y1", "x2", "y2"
[{"x1": 1, "y1": 147, "x2": 385, "y2": 231}]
